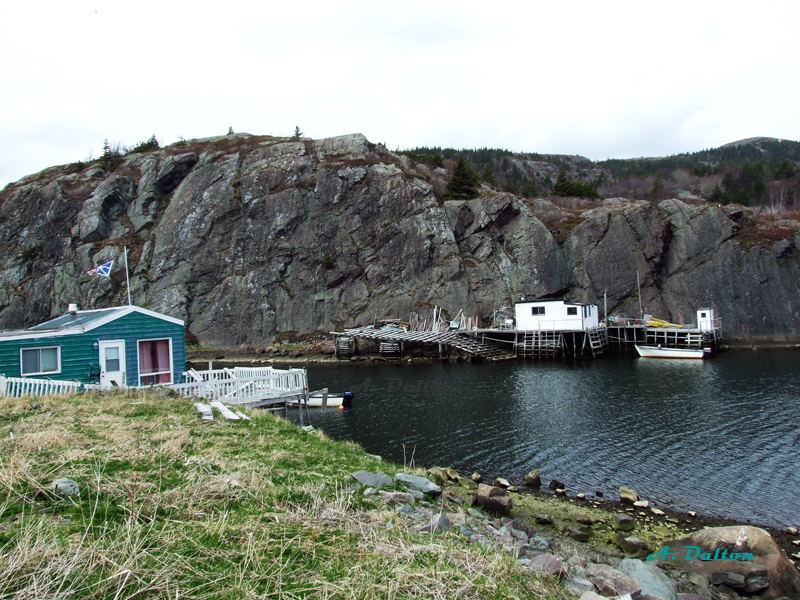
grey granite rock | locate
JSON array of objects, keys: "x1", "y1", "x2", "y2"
[
  {"x1": 49, "y1": 477, "x2": 79, "y2": 496},
  {"x1": 351, "y1": 470, "x2": 393, "y2": 488},
  {"x1": 617, "y1": 558, "x2": 678, "y2": 600},
  {"x1": 395, "y1": 473, "x2": 441, "y2": 496},
  {"x1": 4, "y1": 133, "x2": 800, "y2": 346}
]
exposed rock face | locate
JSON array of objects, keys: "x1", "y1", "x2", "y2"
[{"x1": 1, "y1": 132, "x2": 799, "y2": 345}]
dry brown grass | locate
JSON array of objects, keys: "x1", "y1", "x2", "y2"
[{"x1": 0, "y1": 392, "x2": 563, "y2": 599}]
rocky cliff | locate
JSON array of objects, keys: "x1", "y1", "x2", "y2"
[{"x1": 1, "y1": 133, "x2": 799, "y2": 346}]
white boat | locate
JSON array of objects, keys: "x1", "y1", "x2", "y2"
[
  {"x1": 286, "y1": 393, "x2": 345, "y2": 408},
  {"x1": 635, "y1": 345, "x2": 707, "y2": 359}
]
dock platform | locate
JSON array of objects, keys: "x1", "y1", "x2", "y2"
[
  {"x1": 333, "y1": 319, "x2": 722, "y2": 361},
  {"x1": 334, "y1": 325, "x2": 609, "y2": 360}
]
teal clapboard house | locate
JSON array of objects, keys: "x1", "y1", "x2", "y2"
[{"x1": 0, "y1": 305, "x2": 185, "y2": 387}]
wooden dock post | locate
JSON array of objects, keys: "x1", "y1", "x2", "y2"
[{"x1": 303, "y1": 368, "x2": 311, "y2": 424}]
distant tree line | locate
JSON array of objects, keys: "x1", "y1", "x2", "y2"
[
  {"x1": 708, "y1": 160, "x2": 797, "y2": 206},
  {"x1": 598, "y1": 139, "x2": 800, "y2": 179},
  {"x1": 400, "y1": 146, "x2": 556, "y2": 199}
]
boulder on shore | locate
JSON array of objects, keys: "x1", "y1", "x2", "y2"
[
  {"x1": 523, "y1": 469, "x2": 542, "y2": 488},
  {"x1": 586, "y1": 563, "x2": 642, "y2": 597},
  {"x1": 394, "y1": 473, "x2": 441, "y2": 496},
  {"x1": 472, "y1": 485, "x2": 512, "y2": 515},
  {"x1": 617, "y1": 558, "x2": 678, "y2": 600},
  {"x1": 619, "y1": 486, "x2": 639, "y2": 504},
  {"x1": 661, "y1": 526, "x2": 800, "y2": 600}
]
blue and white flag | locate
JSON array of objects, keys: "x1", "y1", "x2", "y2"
[{"x1": 86, "y1": 260, "x2": 113, "y2": 277}]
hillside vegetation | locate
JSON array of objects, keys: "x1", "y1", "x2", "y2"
[{"x1": 401, "y1": 137, "x2": 800, "y2": 209}]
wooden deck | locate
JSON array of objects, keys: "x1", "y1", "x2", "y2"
[
  {"x1": 174, "y1": 366, "x2": 308, "y2": 407},
  {"x1": 1, "y1": 366, "x2": 311, "y2": 412},
  {"x1": 335, "y1": 318, "x2": 723, "y2": 360},
  {"x1": 335, "y1": 327, "x2": 516, "y2": 360}
]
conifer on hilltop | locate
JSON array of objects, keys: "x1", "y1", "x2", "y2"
[
  {"x1": 445, "y1": 157, "x2": 480, "y2": 199},
  {"x1": 482, "y1": 162, "x2": 498, "y2": 186}
]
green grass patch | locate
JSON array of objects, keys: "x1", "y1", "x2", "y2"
[{"x1": 0, "y1": 391, "x2": 563, "y2": 599}]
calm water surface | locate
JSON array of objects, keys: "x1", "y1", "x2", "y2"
[{"x1": 292, "y1": 352, "x2": 800, "y2": 527}]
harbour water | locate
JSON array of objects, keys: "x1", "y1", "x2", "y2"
[{"x1": 293, "y1": 351, "x2": 800, "y2": 528}]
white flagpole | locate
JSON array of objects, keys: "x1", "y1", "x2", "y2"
[{"x1": 124, "y1": 246, "x2": 132, "y2": 306}]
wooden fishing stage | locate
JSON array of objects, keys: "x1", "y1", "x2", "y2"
[
  {"x1": 332, "y1": 317, "x2": 722, "y2": 361},
  {"x1": 332, "y1": 325, "x2": 611, "y2": 360}
]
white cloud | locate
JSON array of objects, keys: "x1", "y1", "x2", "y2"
[{"x1": 2, "y1": 0, "x2": 799, "y2": 187}]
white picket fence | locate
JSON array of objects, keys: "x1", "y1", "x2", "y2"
[
  {"x1": 0, "y1": 375, "x2": 101, "y2": 398},
  {"x1": 0, "y1": 366, "x2": 308, "y2": 407}
]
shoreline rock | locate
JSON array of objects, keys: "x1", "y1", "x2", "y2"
[{"x1": 348, "y1": 468, "x2": 800, "y2": 600}]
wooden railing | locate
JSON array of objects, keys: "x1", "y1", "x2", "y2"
[
  {"x1": 185, "y1": 366, "x2": 279, "y2": 382},
  {"x1": 0, "y1": 375, "x2": 101, "y2": 398},
  {"x1": 172, "y1": 367, "x2": 307, "y2": 405},
  {"x1": 1, "y1": 366, "x2": 307, "y2": 406}
]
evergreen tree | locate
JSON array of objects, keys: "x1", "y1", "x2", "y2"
[
  {"x1": 708, "y1": 183, "x2": 725, "y2": 204},
  {"x1": 774, "y1": 159, "x2": 797, "y2": 179},
  {"x1": 649, "y1": 175, "x2": 664, "y2": 199},
  {"x1": 445, "y1": 157, "x2": 480, "y2": 199},
  {"x1": 551, "y1": 167, "x2": 600, "y2": 199},
  {"x1": 551, "y1": 168, "x2": 571, "y2": 196},
  {"x1": 482, "y1": 162, "x2": 497, "y2": 186},
  {"x1": 100, "y1": 139, "x2": 124, "y2": 171}
]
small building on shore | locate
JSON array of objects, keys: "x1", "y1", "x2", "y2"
[
  {"x1": 0, "y1": 304, "x2": 185, "y2": 388},
  {"x1": 514, "y1": 300, "x2": 600, "y2": 331}
]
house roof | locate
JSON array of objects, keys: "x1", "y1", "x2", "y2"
[
  {"x1": 0, "y1": 305, "x2": 184, "y2": 341},
  {"x1": 515, "y1": 299, "x2": 596, "y2": 307},
  {"x1": 29, "y1": 308, "x2": 124, "y2": 331}
]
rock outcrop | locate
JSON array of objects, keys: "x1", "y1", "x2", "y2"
[{"x1": 1, "y1": 132, "x2": 799, "y2": 345}]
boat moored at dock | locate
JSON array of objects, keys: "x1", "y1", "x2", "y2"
[{"x1": 635, "y1": 345, "x2": 708, "y2": 359}]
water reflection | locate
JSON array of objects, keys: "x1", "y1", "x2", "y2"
[{"x1": 292, "y1": 353, "x2": 800, "y2": 527}]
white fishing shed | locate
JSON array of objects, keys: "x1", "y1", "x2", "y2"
[
  {"x1": 514, "y1": 300, "x2": 600, "y2": 331},
  {"x1": 696, "y1": 308, "x2": 716, "y2": 331}
]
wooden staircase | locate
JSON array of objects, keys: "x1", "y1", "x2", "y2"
[
  {"x1": 338, "y1": 327, "x2": 515, "y2": 361},
  {"x1": 587, "y1": 327, "x2": 608, "y2": 356},
  {"x1": 448, "y1": 333, "x2": 515, "y2": 361}
]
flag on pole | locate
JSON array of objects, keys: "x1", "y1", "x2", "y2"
[{"x1": 86, "y1": 261, "x2": 113, "y2": 277}]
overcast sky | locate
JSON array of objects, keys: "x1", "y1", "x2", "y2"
[{"x1": 2, "y1": 1, "x2": 799, "y2": 188}]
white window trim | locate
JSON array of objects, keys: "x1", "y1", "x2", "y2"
[
  {"x1": 137, "y1": 337, "x2": 174, "y2": 386},
  {"x1": 20, "y1": 345, "x2": 62, "y2": 377}
]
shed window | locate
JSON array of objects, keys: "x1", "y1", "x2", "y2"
[
  {"x1": 567, "y1": 307, "x2": 577, "y2": 316},
  {"x1": 531, "y1": 306, "x2": 545, "y2": 316},
  {"x1": 138, "y1": 339, "x2": 173, "y2": 385},
  {"x1": 21, "y1": 347, "x2": 60, "y2": 376}
]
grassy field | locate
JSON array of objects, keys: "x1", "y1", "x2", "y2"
[{"x1": 0, "y1": 391, "x2": 567, "y2": 599}]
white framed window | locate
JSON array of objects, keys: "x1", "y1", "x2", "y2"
[
  {"x1": 21, "y1": 346, "x2": 61, "y2": 376},
  {"x1": 138, "y1": 338, "x2": 173, "y2": 385},
  {"x1": 567, "y1": 307, "x2": 577, "y2": 316},
  {"x1": 531, "y1": 306, "x2": 545, "y2": 316}
]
